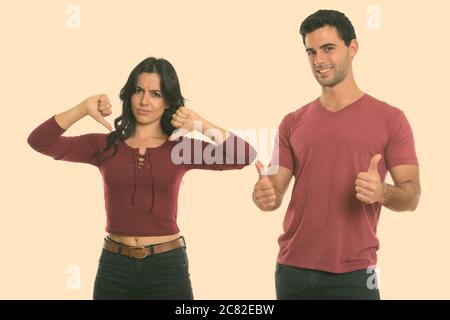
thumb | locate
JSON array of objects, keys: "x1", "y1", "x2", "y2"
[
  {"x1": 168, "y1": 128, "x2": 185, "y2": 141},
  {"x1": 368, "y1": 154, "x2": 382, "y2": 174},
  {"x1": 255, "y1": 161, "x2": 267, "y2": 179},
  {"x1": 96, "y1": 116, "x2": 112, "y2": 132}
]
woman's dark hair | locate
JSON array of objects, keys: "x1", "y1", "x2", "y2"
[
  {"x1": 299, "y1": 9, "x2": 356, "y2": 47},
  {"x1": 93, "y1": 57, "x2": 185, "y2": 163}
]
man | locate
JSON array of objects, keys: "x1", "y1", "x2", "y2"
[{"x1": 252, "y1": 9, "x2": 420, "y2": 300}]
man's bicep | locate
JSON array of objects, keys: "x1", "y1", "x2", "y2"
[{"x1": 389, "y1": 164, "x2": 420, "y2": 186}]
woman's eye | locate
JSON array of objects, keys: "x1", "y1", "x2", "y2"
[
  {"x1": 135, "y1": 87, "x2": 143, "y2": 93},
  {"x1": 152, "y1": 92, "x2": 161, "y2": 98}
]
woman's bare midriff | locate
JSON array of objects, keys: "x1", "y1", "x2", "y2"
[{"x1": 108, "y1": 233, "x2": 181, "y2": 247}]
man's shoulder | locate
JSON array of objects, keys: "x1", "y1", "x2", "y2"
[
  {"x1": 282, "y1": 99, "x2": 317, "y2": 124},
  {"x1": 364, "y1": 94, "x2": 404, "y2": 116}
]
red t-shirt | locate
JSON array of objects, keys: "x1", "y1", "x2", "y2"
[
  {"x1": 272, "y1": 94, "x2": 419, "y2": 273},
  {"x1": 28, "y1": 116, "x2": 256, "y2": 236}
]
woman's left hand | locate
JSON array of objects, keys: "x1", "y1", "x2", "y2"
[
  {"x1": 169, "y1": 106, "x2": 229, "y2": 143},
  {"x1": 169, "y1": 107, "x2": 202, "y2": 139}
]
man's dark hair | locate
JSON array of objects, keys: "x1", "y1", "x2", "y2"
[{"x1": 299, "y1": 10, "x2": 356, "y2": 47}]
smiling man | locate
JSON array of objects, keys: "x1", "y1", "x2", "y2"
[{"x1": 252, "y1": 10, "x2": 421, "y2": 300}]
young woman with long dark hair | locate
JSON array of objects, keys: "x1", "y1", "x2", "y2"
[{"x1": 28, "y1": 57, "x2": 256, "y2": 300}]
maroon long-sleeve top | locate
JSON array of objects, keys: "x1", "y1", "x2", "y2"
[{"x1": 28, "y1": 116, "x2": 256, "y2": 236}]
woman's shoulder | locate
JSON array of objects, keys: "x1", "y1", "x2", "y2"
[
  {"x1": 81, "y1": 132, "x2": 109, "y2": 140},
  {"x1": 78, "y1": 132, "x2": 110, "y2": 149}
]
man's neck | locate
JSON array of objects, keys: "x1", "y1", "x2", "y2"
[{"x1": 320, "y1": 75, "x2": 364, "y2": 112}]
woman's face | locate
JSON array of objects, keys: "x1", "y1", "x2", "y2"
[{"x1": 130, "y1": 72, "x2": 168, "y2": 126}]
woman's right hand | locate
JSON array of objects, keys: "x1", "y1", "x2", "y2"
[{"x1": 82, "y1": 94, "x2": 113, "y2": 131}]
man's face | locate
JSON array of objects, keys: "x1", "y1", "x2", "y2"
[{"x1": 304, "y1": 26, "x2": 357, "y2": 88}]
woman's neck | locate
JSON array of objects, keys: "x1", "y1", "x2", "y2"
[{"x1": 132, "y1": 123, "x2": 167, "y2": 140}]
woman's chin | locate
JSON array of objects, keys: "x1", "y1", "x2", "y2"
[{"x1": 134, "y1": 116, "x2": 161, "y2": 126}]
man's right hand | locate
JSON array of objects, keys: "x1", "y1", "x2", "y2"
[
  {"x1": 82, "y1": 94, "x2": 113, "y2": 131},
  {"x1": 253, "y1": 161, "x2": 277, "y2": 211}
]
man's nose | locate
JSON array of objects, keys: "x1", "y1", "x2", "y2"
[{"x1": 314, "y1": 52, "x2": 327, "y2": 66}]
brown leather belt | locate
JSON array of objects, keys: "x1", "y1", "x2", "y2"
[{"x1": 103, "y1": 236, "x2": 186, "y2": 259}]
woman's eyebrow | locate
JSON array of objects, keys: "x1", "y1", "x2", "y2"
[{"x1": 135, "y1": 85, "x2": 161, "y2": 92}]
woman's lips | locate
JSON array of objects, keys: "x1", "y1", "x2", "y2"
[{"x1": 136, "y1": 109, "x2": 151, "y2": 116}]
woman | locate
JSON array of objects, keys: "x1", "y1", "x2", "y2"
[{"x1": 27, "y1": 57, "x2": 256, "y2": 300}]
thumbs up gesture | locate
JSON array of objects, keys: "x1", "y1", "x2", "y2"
[
  {"x1": 355, "y1": 154, "x2": 386, "y2": 204},
  {"x1": 253, "y1": 161, "x2": 277, "y2": 211}
]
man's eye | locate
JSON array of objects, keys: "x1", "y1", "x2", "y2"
[
  {"x1": 307, "y1": 51, "x2": 316, "y2": 56},
  {"x1": 325, "y1": 47, "x2": 334, "y2": 52}
]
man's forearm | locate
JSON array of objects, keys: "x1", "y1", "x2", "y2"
[{"x1": 379, "y1": 181, "x2": 421, "y2": 212}]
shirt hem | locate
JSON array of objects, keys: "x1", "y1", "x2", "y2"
[
  {"x1": 276, "y1": 260, "x2": 377, "y2": 274},
  {"x1": 105, "y1": 227, "x2": 181, "y2": 237}
]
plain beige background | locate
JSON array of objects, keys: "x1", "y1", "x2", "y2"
[{"x1": 1, "y1": 0, "x2": 449, "y2": 299}]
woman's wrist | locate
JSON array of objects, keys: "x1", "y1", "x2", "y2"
[
  {"x1": 199, "y1": 118, "x2": 229, "y2": 143},
  {"x1": 77, "y1": 101, "x2": 89, "y2": 117}
]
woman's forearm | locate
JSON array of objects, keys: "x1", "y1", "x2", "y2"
[
  {"x1": 55, "y1": 102, "x2": 88, "y2": 130},
  {"x1": 199, "y1": 118, "x2": 229, "y2": 144}
]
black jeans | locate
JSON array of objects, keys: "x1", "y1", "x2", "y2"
[
  {"x1": 275, "y1": 263, "x2": 380, "y2": 300},
  {"x1": 93, "y1": 240, "x2": 193, "y2": 300}
]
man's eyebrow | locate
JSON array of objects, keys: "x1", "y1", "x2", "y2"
[
  {"x1": 306, "y1": 43, "x2": 336, "y2": 52},
  {"x1": 320, "y1": 43, "x2": 336, "y2": 49}
]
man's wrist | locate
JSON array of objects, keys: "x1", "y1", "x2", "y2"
[
  {"x1": 379, "y1": 182, "x2": 389, "y2": 204},
  {"x1": 252, "y1": 190, "x2": 260, "y2": 208}
]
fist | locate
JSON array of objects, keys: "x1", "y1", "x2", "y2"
[
  {"x1": 170, "y1": 106, "x2": 202, "y2": 132},
  {"x1": 84, "y1": 94, "x2": 113, "y2": 131},
  {"x1": 355, "y1": 154, "x2": 386, "y2": 204},
  {"x1": 253, "y1": 161, "x2": 277, "y2": 211}
]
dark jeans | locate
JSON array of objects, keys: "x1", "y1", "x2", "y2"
[
  {"x1": 93, "y1": 240, "x2": 193, "y2": 300},
  {"x1": 275, "y1": 263, "x2": 380, "y2": 300}
]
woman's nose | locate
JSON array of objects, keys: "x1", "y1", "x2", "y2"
[{"x1": 140, "y1": 92, "x2": 150, "y2": 106}]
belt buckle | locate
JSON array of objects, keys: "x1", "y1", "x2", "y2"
[{"x1": 130, "y1": 246, "x2": 149, "y2": 259}]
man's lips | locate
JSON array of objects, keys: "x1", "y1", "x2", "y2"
[
  {"x1": 316, "y1": 66, "x2": 333, "y2": 74},
  {"x1": 316, "y1": 66, "x2": 333, "y2": 73}
]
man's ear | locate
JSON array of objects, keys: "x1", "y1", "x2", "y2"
[{"x1": 349, "y1": 39, "x2": 359, "y2": 58}]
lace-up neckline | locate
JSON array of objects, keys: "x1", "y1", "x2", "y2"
[{"x1": 123, "y1": 139, "x2": 169, "y2": 214}]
